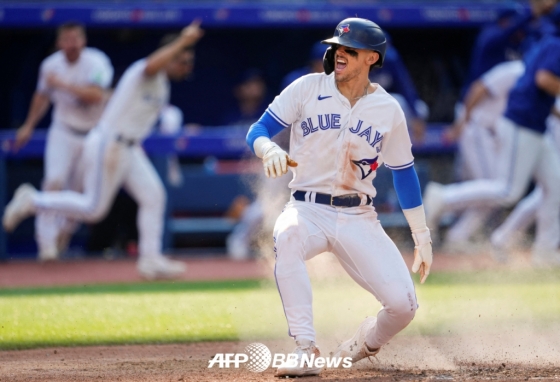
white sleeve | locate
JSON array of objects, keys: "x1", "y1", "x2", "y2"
[
  {"x1": 481, "y1": 61, "x2": 524, "y2": 98},
  {"x1": 382, "y1": 108, "x2": 414, "y2": 170},
  {"x1": 88, "y1": 56, "x2": 114, "y2": 89},
  {"x1": 265, "y1": 76, "x2": 304, "y2": 128},
  {"x1": 36, "y1": 60, "x2": 49, "y2": 94}
]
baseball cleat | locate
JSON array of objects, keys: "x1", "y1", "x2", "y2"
[
  {"x1": 38, "y1": 245, "x2": 59, "y2": 262},
  {"x1": 3, "y1": 183, "x2": 37, "y2": 233},
  {"x1": 331, "y1": 316, "x2": 380, "y2": 364},
  {"x1": 423, "y1": 182, "x2": 445, "y2": 243},
  {"x1": 137, "y1": 256, "x2": 186, "y2": 280},
  {"x1": 275, "y1": 340, "x2": 322, "y2": 377}
]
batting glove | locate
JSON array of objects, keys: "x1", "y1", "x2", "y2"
[
  {"x1": 411, "y1": 228, "x2": 432, "y2": 284},
  {"x1": 261, "y1": 142, "x2": 291, "y2": 178}
]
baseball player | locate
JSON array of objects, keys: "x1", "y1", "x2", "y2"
[
  {"x1": 491, "y1": 96, "x2": 560, "y2": 251},
  {"x1": 15, "y1": 22, "x2": 113, "y2": 261},
  {"x1": 246, "y1": 18, "x2": 432, "y2": 376},
  {"x1": 425, "y1": 8, "x2": 560, "y2": 265},
  {"x1": 442, "y1": 59, "x2": 525, "y2": 249},
  {"x1": 3, "y1": 20, "x2": 204, "y2": 279}
]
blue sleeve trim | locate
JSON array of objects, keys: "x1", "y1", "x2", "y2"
[
  {"x1": 385, "y1": 160, "x2": 414, "y2": 170},
  {"x1": 392, "y1": 165, "x2": 422, "y2": 209},
  {"x1": 246, "y1": 111, "x2": 286, "y2": 154},
  {"x1": 267, "y1": 108, "x2": 290, "y2": 127}
]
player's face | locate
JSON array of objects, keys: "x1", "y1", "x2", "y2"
[
  {"x1": 56, "y1": 28, "x2": 86, "y2": 63},
  {"x1": 166, "y1": 50, "x2": 195, "y2": 81},
  {"x1": 333, "y1": 45, "x2": 378, "y2": 83}
]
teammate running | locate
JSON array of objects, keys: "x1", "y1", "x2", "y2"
[
  {"x1": 15, "y1": 22, "x2": 113, "y2": 261},
  {"x1": 3, "y1": 20, "x2": 204, "y2": 279},
  {"x1": 425, "y1": 8, "x2": 560, "y2": 266},
  {"x1": 246, "y1": 18, "x2": 432, "y2": 376}
]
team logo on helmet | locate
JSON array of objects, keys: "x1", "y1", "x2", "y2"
[
  {"x1": 352, "y1": 157, "x2": 379, "y2": 180},
  {"x1": 338, "y1": 24, "x2": 351, "y2": 36}
]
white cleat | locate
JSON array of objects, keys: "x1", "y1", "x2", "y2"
[
  {"x1": 137, "y1": 256, "x2": 186, "y2": 280},
  {"x1": 423, "y1": 182, "x2": 445, "y2": 243},
  {"x1": 331, "y1": 316, "x2": 380, "y2": 364},
  {"x1": 275, "y1": 340, "x2": 322, "y2": 377},
  {"x1": 38, "y1": 245, "x2": 59, "y2": 262},
  {"x1": 3, "y1": 183, "x2": 37, "y2": 233}
]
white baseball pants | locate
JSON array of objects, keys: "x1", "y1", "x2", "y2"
[
  {"x1": 273, "y1": 200, "x2": 417, "y2": 349},
  {"x1": 491, "y1": 114, "x2": 560, "y2": 247},
  {"x1": 36, "y1": 123, "x2": 86, "y2": 253},
  {"x1": 440, "y1": 117, "x2": 560, "y2": 251},
  {"x1": 447, "y1": 122, "x2": 498, "y2": 243},
  {"x1": 33, "y1": 129, "x2": 166, "y2": 259}
]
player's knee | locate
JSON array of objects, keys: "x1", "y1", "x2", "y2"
[
  {"x1": 386, "y1": 292, "x2": 417, "y2": 323},
  {"x1": 42, "y1": 179, "x2": 64, "y2": 191}
]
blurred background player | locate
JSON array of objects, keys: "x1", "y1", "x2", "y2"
[
  {"x1": 490, "y1": 95, "x2": 560, "y2": 254},
  {"x1": 425, "y1": 7, "x2": 560, "y2": 266},
  {"x1": 442, "y1": 59, "x2": 525, "y2": 251},
  {"x1": 280, "y1": 41, "x2": 326, "y2": 90},
  {"x1": 14, "y1": 22, "x2": 113, "y2": 261},
  {"x1": 3, "y1": 20, "x2": 204, "y2": 279}
]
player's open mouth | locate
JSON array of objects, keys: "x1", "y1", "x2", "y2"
[{"x1": 335, "y1": 58, "x2": 347, "y2": 73}]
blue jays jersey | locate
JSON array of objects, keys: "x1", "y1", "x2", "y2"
[
  {"x1": 505, "y1": 35, "x2": 560, "y2": 133},
  {"x1": 266, "y1": 72, "x2": 414, "y2": 198}
]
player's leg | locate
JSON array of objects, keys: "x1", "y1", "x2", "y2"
[
  {"x1": 273, "y1": 201, "x2": 331, "y2": 343},
  {"x1": 531, "y1": 134, "x2": 560, "y2": 260},
  {"x1": 330, "y1": 207, "x2": 416, "y2": 357},
  {"x1": 491, "y1": 187, "x2": 542, "y2": 249},
  {"x1": 122, "y1": 147, "x2": 185, "y2": 279},
  {"x1": 273, "y1": 201, "x2": 331, "y2": 377},
  {"x1": 4, "y1": 132, "x2": 127, "y2": 232},
  {"x1": 35, "y1": 126, "x2": 83, "y2": 260},
  {"x1": 445, "y1": 124, "x2": 498, "y2": 247},
  {"x1": 425, "y1": 119, "x2": 541, "y2": 231}
]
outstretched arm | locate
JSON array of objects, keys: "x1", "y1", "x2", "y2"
[
  {"x1": 144, "y1": 19, "x2": 204, "y2": 77},
  {"x1": 392, "y1": 166, "x2": 432, "y2": 283},
  {"x1": 15, "y1": 92, "x2": 51, "y2": 151}
]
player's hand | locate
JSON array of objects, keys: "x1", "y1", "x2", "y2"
[
  {"x1": 14, "y1": 123, "x2": 34, "y2": 151},
  {"x1": 262, "y1": 142, "x2": 296, "y2": 178},
  {"x1": 411, "y1": 228, "x2": 432, "y2": 284},
  {"x1": 180, "y1": 19, "x2": 204, "y2": 46}
]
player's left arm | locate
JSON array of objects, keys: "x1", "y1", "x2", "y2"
[{"x1": 383, "y1": 115, "x2": 432, "y2": 283}]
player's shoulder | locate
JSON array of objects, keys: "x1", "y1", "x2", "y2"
[
  {"x1": 41, "y1": 50, "x2": 64, "y2": 68},
  {"x1": 372, "y1": 84, "x2": 401, "y2": 107},
  {"x1": 82, "y1": 47, "x2": 112, "y2": 64},
  {"x1": 291, "y1": 72, "x2": 326, "y2": 86}
]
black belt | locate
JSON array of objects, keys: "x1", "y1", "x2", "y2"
[
  {"x1": 116, "y1": 134, "x2": 139, "y2": 147},
  {"x1": 293, "y1": 190, "x2": 372, "y2": 208}
]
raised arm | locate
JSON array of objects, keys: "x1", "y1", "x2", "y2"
[{"x1": 144, "y1": 19, "x2": 204, "y2": 77}]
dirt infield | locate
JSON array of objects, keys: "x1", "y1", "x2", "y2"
[{"x1": 1, "y1": 335, "x2": 560, "y2": 381}]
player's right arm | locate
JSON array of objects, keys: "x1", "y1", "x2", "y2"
[
  {"x1": 246, "y1": 76, "x2": 304, "y2": 178},
  {"x1": 445, "y1": 80, "x2": 489, "y2": 142},
  {"x1": 15, "y1": 91, "x2": 50, "y2": 151},
  {"x1": 144, "y1": 19, "x2": 203, "y2": 77}
]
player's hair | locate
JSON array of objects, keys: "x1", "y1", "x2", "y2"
[
  {"x1": 57, "y1": 21, "x2": 86, "y2": 38},
  {"x1": 159, "y1": 33, "x2": 195, "y2": 52}
]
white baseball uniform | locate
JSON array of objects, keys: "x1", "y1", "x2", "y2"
[
  {"x1": 35, "y1": 48, "x2": 113, "y2": 254},
  {"x1": 31, "y1": 59, "x2": 168, "y2": 260},
  {"x1": 447, "y1": 60, "x2": 525, "y2": 244},
  {"x1": 269, "y1": 73, "x2": 417, "y2": 348},
  {"x1": 491, "y1": 97, "x2": 560, "y2": 248}
]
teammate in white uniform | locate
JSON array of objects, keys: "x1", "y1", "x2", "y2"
[
  {"x1": 15, "y1": 22, "x2": 113, "y2": 261},
  {"x1": 443, "y1": 60, "x2": 524, "y2": 248},
  {"x1": 246, "y1": 18, "x2": 433, "y2": 377},
  {"x1": 424, "y1": 14, "x2": 560, "y2": 265},
  {"x1": 491, "y1": 96, "x2": 560, "y2": 252},
  {"x1": 3, "y1": 20, "x2": 204, "y2": 279}
]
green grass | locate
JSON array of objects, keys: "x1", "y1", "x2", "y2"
[{"x1": 1, "y1": 271, "x2": 560, "y2": 350}]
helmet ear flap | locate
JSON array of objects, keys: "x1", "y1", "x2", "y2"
[{"x1": 323, "y1": 46, "x2": 335, "y2": 75}]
